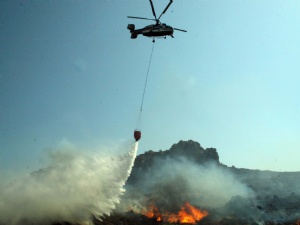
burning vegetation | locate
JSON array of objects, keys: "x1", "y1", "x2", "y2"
[
  {"x1": 109, "y1": 140, "x2": 300, "y2": 225},
  {"x1": 143, "y1": 202, "x2": 208, "y2": 224}
]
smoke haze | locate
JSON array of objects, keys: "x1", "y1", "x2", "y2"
[
  {"x1": 115, "y1": 141, "x2": 300, "y2": 224},
  {"x1": 0, "y1": 142, "x2": 138, "y2": 225},
  {"x1": 118, "y1": 157, "x2": 253, "y2": 213}
]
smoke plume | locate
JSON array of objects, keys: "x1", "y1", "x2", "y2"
[
  {"x1": 118, "y1": 157, "x2": 253, "y2": 214},
  {"x1": 0, "y1": 142, "x2": 138, "y2": 225}
]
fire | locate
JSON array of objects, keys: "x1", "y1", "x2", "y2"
[
  {"x1": 143, "y1": 202, "x2": 208, "y2": 224},
  {"x1": 177, "y1": 202, "x2": 208, "y2": 223},
  {"x1": 142, "y1": 204, "x2": 162, "y2": 222}
]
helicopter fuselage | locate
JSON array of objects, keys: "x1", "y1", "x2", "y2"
[
  {"x1": 128, "y1": 23, "x2": 174, "y2": 39},
  {"x1": 127, "y1": 0, "x2": 186, "y2": 41}
]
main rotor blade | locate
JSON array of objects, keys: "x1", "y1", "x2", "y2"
[
  {"x1": 127, "y1": 16, "x2": 156, "y2": 21},
  {"x1": 174, "y1": 28, "x2": 187, "y2": 32},
  {"x1": 149, "y1": 0, "x2": 157, "y2": 20},
  {"x1": 158, "y1": 0, "x2": 173, "y2": 20}
]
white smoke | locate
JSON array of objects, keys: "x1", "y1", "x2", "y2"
[
  {"x1": 118, "y1": 157, "x2": 253, "y2": 213},
  {"x1": 0, "y1": 142, "x2": 138, "y2": 225}
]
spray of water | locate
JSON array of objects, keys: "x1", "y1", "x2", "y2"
[{"x1": 0, "y1": 142, "x2": 138, "y2": 225}]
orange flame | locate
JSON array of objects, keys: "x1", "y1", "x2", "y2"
[
  {"x1": 177, "y1": 202, "x2": 208, "y2": 223},
  {"x1": 143, "y1": 202, "x2": 208, "y2": 224},
  {"x1": 142, "y1": 204, "x2": 162, "y2": 222}
]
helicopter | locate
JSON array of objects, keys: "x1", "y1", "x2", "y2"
[{"x1": 127, "y1": 0, "x2": 187, "y2": 42}]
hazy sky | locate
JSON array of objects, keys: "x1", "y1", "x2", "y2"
[{"x1": 1, "y1": 0, "x2": 300, "y2": 173}]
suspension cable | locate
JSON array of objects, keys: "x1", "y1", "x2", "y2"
[{"x1": 139, "y1": 42, "x2": 155, "y2": 115}]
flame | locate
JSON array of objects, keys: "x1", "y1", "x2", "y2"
[
  {"x1": 143, "y1": 202, "x2": 208, "y2": 224},
  {"x1": 142, "y1": 204, "x2": 162, "y2": 222},
  {"x1": 177, "y1": 202, "x2": 208, "y2": 223}
]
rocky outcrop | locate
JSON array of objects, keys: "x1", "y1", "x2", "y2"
[{"x1": 127, "y1": 140, "x2": 219, "y2": 184}]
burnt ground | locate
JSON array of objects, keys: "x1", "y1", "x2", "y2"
[{"x1": 95, "y1": 211, "x2": 300, "y2": 225}]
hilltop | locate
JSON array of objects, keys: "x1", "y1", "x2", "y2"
[
  {"x1": 127, "y1": 140, "x2": 220, "y2": 184},
  {"x1": 128, "y1": 140, "x2": 300, "y2": 195},
  {"x1": 121, "y1": 140, "x2": 300, "y2": 224}
]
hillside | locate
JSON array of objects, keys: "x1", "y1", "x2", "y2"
[
  {"x1": 117, "y1": 140, "x2": 300, "y2": 225},
  {"x1": 128, "y1": 140, "x2": 300, "y2": 196},
  {"x1": 127, "y1": 140, "x2": 220, "y2": 184}
]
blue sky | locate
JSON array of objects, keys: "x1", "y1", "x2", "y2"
[{"x1": 1, "y1": 0, "x2": 300, "y2": 173}]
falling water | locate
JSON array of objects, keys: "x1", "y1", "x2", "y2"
[{"x1": 0, "y1": 142, "x2": 138, "y2": 225}]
